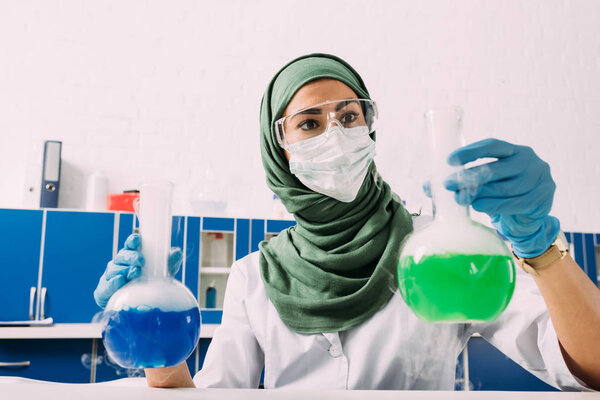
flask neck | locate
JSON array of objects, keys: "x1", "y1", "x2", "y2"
[
  {"x1": 431, "y1": 180, "x2": 470, "y2": 222},
  {"x1": 138, "y1": 181, "x2": 173, "y2": 279},
  {"x1": 424, "y1": 107, "x2": 469, "y2": 223}
]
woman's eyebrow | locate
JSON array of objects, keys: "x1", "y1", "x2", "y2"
[
  {"x1": 288, "y1": 107, "x2": 322, "y2": 122},
  {"x1": 297, "y1": 108, "x2": 322, "y2": 115}
]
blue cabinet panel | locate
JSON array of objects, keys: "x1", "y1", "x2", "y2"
[
  {"x1": 454, "y1": 351, "x2": 467, "y2": 390},
  {"x1": 566, "y1": 232, "x2": 597, "y2": 283},
  {"x1": 0, "y1": 339, "x2": 92, "y2": 383},
  {"x1": 565, "y1": 232, "x2": 573, "y2": 243},
  {"x1": 467, "y1": 337, "x2": 557, "y2": 391},
  {"x1": 117, "y1": 213, "x2": 134, "y2": 250},
  {"x1": 203, "y1": 217, "x2": 234, "y2": 232},
  {"x1": 584, "y1": 233, "x2": 597, "y2": 284},
  {"x1": 0, "y1": 209, "x2": 43, "y2": 321},
  {"x1": 235, "y1": 219, "x2": 250, "y2": 261},
  {"x1": 186, "y1": 347, "x2": 197, "y2": 376},
  {"x1": 572, "y1": 233, "x2": 585, "y2": 272},
  {"x1": 197, "y1": 338, "x2": 212, "y2": 370},
  {"x1": 251, "y1": 219, "x2": 265, "y2": 252},
  {"x1": 42, "y1": 211, "x2": 114, "y2": 322},
  {"x1": 201, "y1": 309, "x2": 222, "y2": 324},
  {"x1": 185, "y1": 217, "x2": 201, "y2": 300},
  {"x1": 171, "y1": 216, "x2": 185, "y2": 282},
  {"x1": 266, "y1": 219, "x2": 296, "y2": 234}
]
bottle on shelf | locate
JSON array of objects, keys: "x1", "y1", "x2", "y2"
[{"x1": 205, "y1": 281, "x2": 217, "y2": 309}]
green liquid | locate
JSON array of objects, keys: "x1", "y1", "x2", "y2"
[{"x1": 397, "y1": 253, "x2": 515, "y2": 322}]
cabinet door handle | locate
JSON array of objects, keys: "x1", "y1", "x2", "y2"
[
  {"x1": 29, "y1": 287, "x2": 37, "y2": 321},
  {"x1": 40, "y1": 287, "x2": 47, "y2": 320},
  {"x1": 0, "y1": 361, "x2": 31, "y2": 368}
]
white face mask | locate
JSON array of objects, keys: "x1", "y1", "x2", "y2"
[{"x1": 288, "y1": 125, "x2": 376, "y2": 202}]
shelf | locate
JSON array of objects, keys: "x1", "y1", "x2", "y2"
[
  {"x1": 200, "y1": 267, "x2": 231, "y2": 274},
  {"x1": 0, "y1": 323, "x2": 219, "y2": 339},
  {"x1": 0, "y1": 324, "x2": 101, "y2": 339}
]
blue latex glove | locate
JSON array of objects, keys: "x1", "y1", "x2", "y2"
[
  {"x1": 441, "y1": 138, "x2": 560, "y2": 258},
  {"x1": 93, "y1": 233, "x2": 183, "y2": 309}
]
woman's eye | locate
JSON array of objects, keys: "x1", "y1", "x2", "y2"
[
  {"x1": 341, "y1": 112, "x2": 358, "y2": 124},
  {"x1": 297, "y1": 119, "x2": 320, "y2": 131}
]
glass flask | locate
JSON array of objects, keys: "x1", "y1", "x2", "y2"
[
  {"x1": 397, "y1": 107, "x2": 516, "y2": 323},
  {"x1": 102, "y1": 181, "x2": 201, "y2": 368}
]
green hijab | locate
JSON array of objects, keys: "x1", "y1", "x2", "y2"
[{"x1": 259, "y1": 53, "x2": 413, "y2": 334}]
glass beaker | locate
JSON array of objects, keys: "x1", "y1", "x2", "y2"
[
  {"x1": 397, "y1": 107, "x2": 515, "y2": 322},
  {"x1": 102, "y1": 182, "x2": 201, "y2": 368}
]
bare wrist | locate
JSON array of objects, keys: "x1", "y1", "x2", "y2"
[{"x1": 145, "y1": 362, "x2": 195, "y2": 388}]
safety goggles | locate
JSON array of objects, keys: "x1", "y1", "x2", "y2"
[{"x1": 274, "y1": 98, "x2": 378, "y2": 149}]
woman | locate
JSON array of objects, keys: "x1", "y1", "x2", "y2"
[{"x1": 94, "y1": 54, "x2": 600, "y2": 390}]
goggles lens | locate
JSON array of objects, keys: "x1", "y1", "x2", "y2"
[{"x1": 275, "y1": 99, "x2": 377, "y2": 148}]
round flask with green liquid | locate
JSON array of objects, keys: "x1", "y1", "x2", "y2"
[{"x1": 397, "y1": 108, "x2": 515, "y2": 323}]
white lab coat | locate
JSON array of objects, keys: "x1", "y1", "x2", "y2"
[{"x1": 193, "y1": 215, "x2": 591, "y2": 390}]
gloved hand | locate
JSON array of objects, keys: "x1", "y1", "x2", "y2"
[
  {"x1": 439, "y1": 138, "x2": 560, "y2": 258},
  {"x1": 93, "y1": 233, "x2": 183, "y2": 309}
]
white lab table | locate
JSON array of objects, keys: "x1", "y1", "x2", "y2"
[
  {"x1": 0, "y1": 323, "x2": 219, "y2": 339},
  {"x1": 0, "y1": 377, "x2": 598, "y2": 399}
]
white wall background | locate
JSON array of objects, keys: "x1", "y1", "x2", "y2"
[{"x1": 1, "y1": 0, "x2": 599, "y2": 231}]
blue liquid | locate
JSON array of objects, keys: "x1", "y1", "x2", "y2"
[{"x1": 102, "y1": 307, "x2": 201, "y2": 368}]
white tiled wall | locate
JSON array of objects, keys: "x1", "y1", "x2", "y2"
[{"x1": 1, "y1": 1, "x2": 599, "y2": 230}]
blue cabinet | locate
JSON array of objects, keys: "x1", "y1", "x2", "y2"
[
  {"x1": 184, "y1": 217, "x2": 201, "y2": 300},
  {"x1": 116, "y1": 213, "x2": 135, "y2": 250},
  {"x1": 467, "y1": 336, "x2": 557, "y2": 391},
  {"x1": 0, "y1": 339, "x2": 93, "y2": 383},
  {"x1": 266, "y1": 219, "x2": 296, "y2": 234},
  {"x1": 566, "y1": 232, "x2": 598, "y2": 284},
  {"x1": 235, "y1": 219, "x2": 250, "y2": 261},
  {"x1": 171, "y1": 216, "x2": 185, "y2": 282},
  {"x1": 203, "y1": 217, "x2": 235, "y2": 232},
  {"x1": 250, "y1": 219, "x2": 265, "y2": 252},
  {"x1": 0, "y1": 209, "x2": 43, "y2": 321},
  {"x1": 41, "y1": 211, "x2": 114, "y2": 322}
]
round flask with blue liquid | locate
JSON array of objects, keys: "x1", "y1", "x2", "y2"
[{"x1": 102, "y1": 182, "x2": 201, "y2": 368}]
